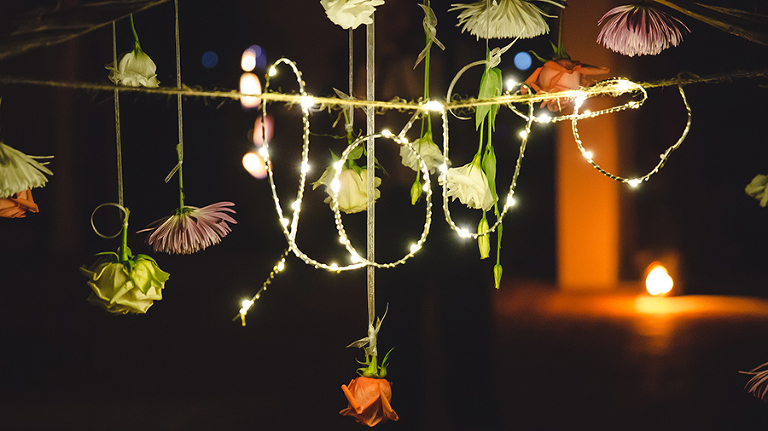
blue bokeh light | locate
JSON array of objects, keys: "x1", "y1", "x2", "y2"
[
  {"x1": 514, "y1": 51, "x2": 532, "y2": 71},
  {"x1": 202, "y1": 51, "x2": 218, "y2": 69}
]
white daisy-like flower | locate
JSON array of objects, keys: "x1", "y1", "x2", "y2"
[
  {"x1": 320, "y1": 0, "x2": 385, "y2": 30},
  {"x1": 400, "y1": 134, "x2": 446, "y2": 174},
  {"x1": 450, "y1": 0, "x2": 562, "y2": 40},
  {"x1": 0, "y1": 141, "x2": 53, "y2": 198}
]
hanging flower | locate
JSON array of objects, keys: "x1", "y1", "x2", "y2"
[
  {"x1": 400, "y1": 133, "x2": 446, "y2": 174},
  {"x1": 0, "y1": 189, "x2": 39, "y2": 218},
  {"x1": 522, "y1": 59, "x2": 609, "y2": 112},
  {"x1": 745, "y1": 174, "x2": 768, "y2": 207},
  {"x1": 450, "y1": 0, "x2": 562, "y2": 40},
  {"x1": 106, "y1": 14, "x2": 159, "y2": 88},
  {"x1": 81, "y1": 250, "x2": 169, "y2": 314},
  {"x1": 440, "y1": 154, "x2": 496, "y2": 212},
  {"x1": 743, "y1": 361, "x2": 768, "y2": 402},
  {"x1": 313, "y1": 166, "x2": 381, "y2": 214},
  {"x1": 320, "y1": 0, "x2": 385, "y2": 30},
  {"x1": 597, "y1": 4, "x2": 689, "y2": 57},
  {"x1": 0, "y1": 141, "x2": 52, "y2": 199},
  {"x1": 340, "y1": 376, "x2": 399, "y2": 427},
  {"x1": 139, "y1": 202, "x2": 237, "y2": 254}
]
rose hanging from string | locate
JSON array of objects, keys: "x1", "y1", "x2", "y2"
[{"x1": 106, "y1": 14, "x2": 159, "y2": 88}]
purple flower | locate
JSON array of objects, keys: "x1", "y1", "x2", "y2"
[
  {"x1": 597, "y1": 4, "x2": 689, "y2": 57},
  {"x1": 139, "y1": 202, "x2": 236, "y2": 254}
]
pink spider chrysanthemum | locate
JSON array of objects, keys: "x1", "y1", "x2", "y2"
[
  {"x1": 139, "y1": 202, "x2": 236, "y2": 255},
  {"x1": 597, "y1": 4, "x2": 689, "y2": 57}
]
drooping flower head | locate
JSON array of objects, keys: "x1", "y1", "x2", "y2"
[
  {"x1": 523, "y1": 59, "x2": 609, "y2": 111},
  {"x1": 313, "y1": 166, "x2": 381, "y2": 214},
  {"x1": 139, "y1": 202, "x2": 237, "y2": 254},
  {"x1": 321, "y1": 0, "x2": 385, "y2": 30},
  {"x1": 400, "y1": 132, "x2": 446, "y2": 174},
  {"x1": 0, "y1": 189, "x2": 39, "y2": 218},
  {"x1": 340, "y1": 376, "x2": 399, "y2": 427},
  {"x1": 106, "y1": 14, "x2": 159, "y2": 87},
  {"x1": 743, "y1": 361, "x2": 768, "y2": 403},
  {"x1": 0, "y1": 141, "x2": 52, "y2": 199},
  {"x1": 450, "y1": 0, "x2": 562, "y2": 40},
  {"x1": 597, "y1": 4, "x2": 689, "y2": 57},
  {"x1": 745, "y1": 174, "x2": 768, "y2": 207},
  {"x1": 440, "y1": 154, "x2": 496, "y2": 212}
]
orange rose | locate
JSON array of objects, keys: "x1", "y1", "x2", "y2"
[
  {"x1": 523, "y1": 59, "x2": 609, "y2": 112},
  {"x1": 0, "y1": 188, "x2": 39, "y2": 218},
  {"x1": 340, "y1": 376, "x2": 399, "y2": 427}
]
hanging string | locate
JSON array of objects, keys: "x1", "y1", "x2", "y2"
[
  {"x1": 365, "y1": 15, "x2": 377, "y2": 356},
  {"x1": 112, "y1": 21, "x2": 124, "y2": 208},
  {"x1": 173, "y1": 0, "x2": 184, "y2": 209}
]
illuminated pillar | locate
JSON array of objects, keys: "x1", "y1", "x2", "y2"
[{"x1": 557, "y1": 0, "x2": 624, "y2": 290}]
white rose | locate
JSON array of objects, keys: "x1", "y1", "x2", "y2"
[
  {"x1": 320, "y1": 0, "x2": 385, "y2": 30},
  {"x1": 440, "y1": 156, "x2": 496, "y2": 211},
  {"x1": 746, "y1": 174, "x2": 768, "y2": 207},
  {"x1": 400, "y1": 135, "x2": 445, "y2": 174},
  {"x1": 81, "y1": 255, "x2": 169, "y2": 314},
  {"x1": 108, "y1": 48, "x2": 160, "y2": 88},
  {"x1": 314, "y1": 166, "x2": 381, "y2": 214}
]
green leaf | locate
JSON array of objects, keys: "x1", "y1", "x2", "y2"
[
  {"x1": 348, "y1": 146, "x2": 364, "y2": 161},
  {"x1": 476, "y1": 67, "x2": 502, "y2": 130}
]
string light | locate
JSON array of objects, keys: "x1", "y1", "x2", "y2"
[{"x1": 423, "y1": 100, "x2": 444, "y2": 112}]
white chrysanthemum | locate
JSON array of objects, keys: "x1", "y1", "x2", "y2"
[
  {"x1": 440, "y1": 156, "x2": 496, "y2": 211},
  {"x1": 313, "y1": 166, "x2": 381, "y2": 214},
  {"x1": 0, "y1": 141, "x2": 53, "y2": 199},
  {"x1": 107, "y1": 48, "x2": 160, "y2": 87},
  {"x1": 450, "y1": 0, "x2": 561, "y2": 40},
  {"x1": 597, "y1": 4, "x2": 689, "y2": 57},
  {"x1": 400, "y1": 135, "x2": 446, "y2": 174},
  {"x1": 321, "y1": 0, "x2": 385, "y2": 30}
]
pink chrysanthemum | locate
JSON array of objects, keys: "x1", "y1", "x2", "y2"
[
  {"x1": 597, "y1": 4, "x2": 689, "y2": 57},
  {"x1": 743, "y1": 362, "x2": 768, "y2": 402},
  {"x1": 139, "y1": 202, "x2": 237, "y2": 254}
]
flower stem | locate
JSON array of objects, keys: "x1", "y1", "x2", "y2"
[
  {"x1": 177, "y1": 144, "x2": 185, "y2": 210},
  {"x1": 130, "y1": 14, "x2": 142, "y2": 52},
  {"x1": 119, "y1": 208, "x2": 130, "y2": 262}
]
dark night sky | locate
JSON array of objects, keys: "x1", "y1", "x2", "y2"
[{"x1": 1, "y1": 0, "x2": 768, "y2": 429}]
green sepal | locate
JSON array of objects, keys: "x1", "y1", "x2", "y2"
[
  {"x1": 355, "y1": 348, "x2": 394, "y2": 379},
  {"x1": 476, "y1": 67, "x2": 502, "y2": 131},
  {"x1": 348, "y1": 146, "x2": 364, "y2": 162}
]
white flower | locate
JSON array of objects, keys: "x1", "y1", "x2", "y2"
[
  {"x1": 440, "y1": 156, "x2": 496, "y2": 211},
  {"x1": 746, "y1": 174, "x2": 768, "y2": 207},
  {"x1": 320, "y1": 0, "x2": 385, "y2": 30},
  {"x1": 450, "y1": 0, "x2": 561, "y2": 40},
  {"x1": 81, "y1": 254, "x2": 169, "y2": 314},
  {"x1": 107, "y1": 48, "x2": 159, "y2": 87},
  {"x1": 0, "y1": 141, "x2": 53, "y2": 199},
  {"x1": 313, "y1": 166, "x2": 381, "y2": 214},
  {"x1": 400, "y1": 134, "x2": 446, "y2": 174}
]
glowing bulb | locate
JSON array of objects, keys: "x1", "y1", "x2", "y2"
[
  {"x1": 457, "y1": 228, "x2": 471, "y2": 238},
  {"x1": 424, "y1": 100, "x2": 444, "y2": 112},
  {"x1": 422, "y1": 182, "x2": 429, "y2": 192},
  {"x1": 241, "y1": 49, "x2": 256, "y2": 72},
  {"x1": 439, "y1": 163, "x2": 448, "y2": 173},
  {"x1": 242, "y1": 152, "x2": 267, "y2": 179},
  {"x1": 301, "y1": 161, "x2": 311, "y2": 174},
  {"x1": 330, "y1": 179, "x2": 341, "y2": 193},
  {"x1": 339, "y1": 236, "x2": 348, "y2": 244},
  {"x1": 537, "y1": 114, "x2": 552, "y2": 123},
  {"x1": 381, "y1": 129, "x2": 393, "y2": 137},
  {"x1": 583, "y1": 110, "x2": 592, "y2": 116},
  {"x1": 277, "y1": 260, "x2": 285, "y2": 272},
  {"x1": 239, "y1": 73, "x2": 262, "y2": 109},
  {"x1": 291, "y1": 200, "x2": 301, "y2": 211},
  {"x1": 583, "y1": 151, "x2": 593, "y2": 159},
  {"x1": 329, "y1": 263, "x2": 339, "y2": 271},
  {"x1": 519, "y1": 130, "x2": 528, "y2": 139},
  {"x1": 280, "y1": 217, "x2": 290, "y2": 227},
  {"x1": 350, "y1": 253, "x2": 361, "y2": 263},
  {"x1": 333, "y1": 160, "x2": 344, "y2": 171},
  {"x1": 628, "y1": 179, "x2": 641, "y2": 187},
  {"x1": 300, "y1": 96, "x2": 315, "y2": 110},
  {"x1": 628, "y1": 101, "x2": 639, "y2": 109},
  {"x1": 258, "y1": 146, "x2": 269, "y2": 159},
  {"x1": 240, "y1": 299, "x2": 254, "y2": 312},
  {"x1": 616, "y1": 79, "x2": 632, "y2": 92},
  {"x1": 506, "y1": 195, "x2": 516, "y2": 208},
  {"x1": 506, "y1": 78, "x2": 517, "y2": 92},
  {"x1": 409, "y1": 243, "x2": 421, "y2": 254},
  {"x1": 574, "y1": 95, "x2": 586, "y2": 109},
  {"x1": 645, "y1": 263, "x2": 673, "y2": 296},
  {"x1": 268, "y1": 66, "x2": 277, "y2": 76}
]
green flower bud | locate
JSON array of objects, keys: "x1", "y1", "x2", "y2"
[
  {"x1": 410, "y1": 179, "x2": 423, "y2": 206},
  {"x1": 494, "y1": 263, "x2": 503, "y2": 290},
  {"x1": 478, "y1": 217, "x2": 490, "y2": 259}
]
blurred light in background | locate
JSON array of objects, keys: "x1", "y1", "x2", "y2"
[
  {"x1": 243, "y1": 152, "x2": 268, "y2": 179},
  {"x1": 514, "y1": 51, "x2": 532, "y2": 71},
  {"x1": 201, "y1": 51, "x2": 218, "y2": 69},
  {"x1": 239, "y1": 72, "x2": 262, "y2": 109},
  {"x1": 252, "y1": 115, "x2": 274, "y2": 145}
]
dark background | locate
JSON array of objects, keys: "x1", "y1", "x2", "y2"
[{"x1": 1, "y1": 0, "x2": 768, "y2": 430}]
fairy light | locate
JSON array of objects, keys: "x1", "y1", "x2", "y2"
[
  {"x1": 280, "y1": 217, "x2": 289, "y2": 227},
  {"x1": 506, "y1": 195, "x2": 516, "y2": 208},
  {"x1": 583, "y1": 150, "x2": 593, "y2": 160},
  {"x1": 300, "y1": 96, "x2": 315, "y2": 110},
  {"x1": 424, "y1": 100, "x2": 444, "y2": 112},
  {"x1": 536, "y1": 113, "x2": 552, "y2": 123},
  {"x1": 258, "y1": 146, "x2": 269, "y2": 159},
  {"x1": 627, "y1": 179, "x2": 641, "y2": 187},
  {"x1": 439, "y1": 163, "x2": 448, "y2": 173},
  {"x1": 301, "y1": 161, "x2": 311, "y2": 174},
  {"x1": 381, "y1": 129, "x2": 393, "y2": 137},
  {"x1": 268, "y1": 65, "x2": 277, "y2": 76},
  {"x1": 409, "y1": 243, "x2": 421, "y2": 254},
  {"x1": 457, "y1": 228, "x2": 471, "y2": 238},
  {"x1": 506, "y1": 78, "x2": 517, "y2": 92},
  {"x1": 291, "y1": 200, "x2": 301, "y2": 211},
  {"x1": 330, "y1": 178, "x2": 341, "y2": 193},
  {"x1": 329, "y1": 263, "x2": 339, "y2": 271},
  {"x1": 519, "y1": 130, "x2": 528, "y2": 139}
]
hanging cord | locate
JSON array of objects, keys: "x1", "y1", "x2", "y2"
[
  {"x1": 112, "y1": 22, "x2": 124, "y2": 208},
  {"x1": 365, "y1": 14, "x2": 376, "y2": 356},
  {"x1": 168, "y1": 0, "x2": 185, "y2": 210}
]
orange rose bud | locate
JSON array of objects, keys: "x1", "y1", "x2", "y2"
[
  {"x1": 340, "y1": 376, "x2": 399, "y2": 427},
  {"x1": 0, "y1": 189, "x2": 39, "y2": 218},
  {"x1": 523, "y1": 59, "x2": 609, "y2": 112}
]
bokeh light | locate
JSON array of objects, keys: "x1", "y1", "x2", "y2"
[
  {"x1": 252, "y1": 115, "x2": 274, "y2": 144},
  {"x1": 239, "y1": 72, "x2": 262, "y2": 109},
  {"x1": 241, "y1": 45, "x2": 267, "y2": 72},
  {"x1": 242, "y1": 151, "x2": 268, "y2": 179},
  {"x1": 201, "y1": 51, "x2": 218, "y2": 69},
  {"x1": 514, "y1": 51, "x2": 532, "y2": 71}
]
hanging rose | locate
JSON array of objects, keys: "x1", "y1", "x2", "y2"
[
  {"x1": 0, "y1": 141, "x2": 53, "y2": 199},
  {"x1": 106, "y1": 14, "x2": 159, "y2": 88},
  {"x1": 745, "y1": 174, "x2": 768, "y2": 207},
  {"x1": 440, "y1": 154, "x2": 496, "y2": 212},
  {"x1": 400, "y1": 132, "x2": 445, "y2": 174},
  {"x1": 320, "y1": 0, "x2": 385, "y2": 30},
  {"x1": 81, "y1": 251, "x2": 169, "y2": 314},
  {"x1": 0, "y1": 188, "x2": 39, "y2": 218},
  {"x1": 340, "y1": 376, "x2": 399, "y2": 427},
  {"x1": 313, "y1": 165, "x2": 381, "y2": 214},
  {"x1": 523, "y1": 59, "x2": 609, "y2": 112}
]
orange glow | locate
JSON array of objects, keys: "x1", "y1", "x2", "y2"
[
  {"x1": 645, "y1": 262, "x2": 673, "y2": 296},
  {"x1": 242, "y1": 152, "x2": 267, "y2": 179}
]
